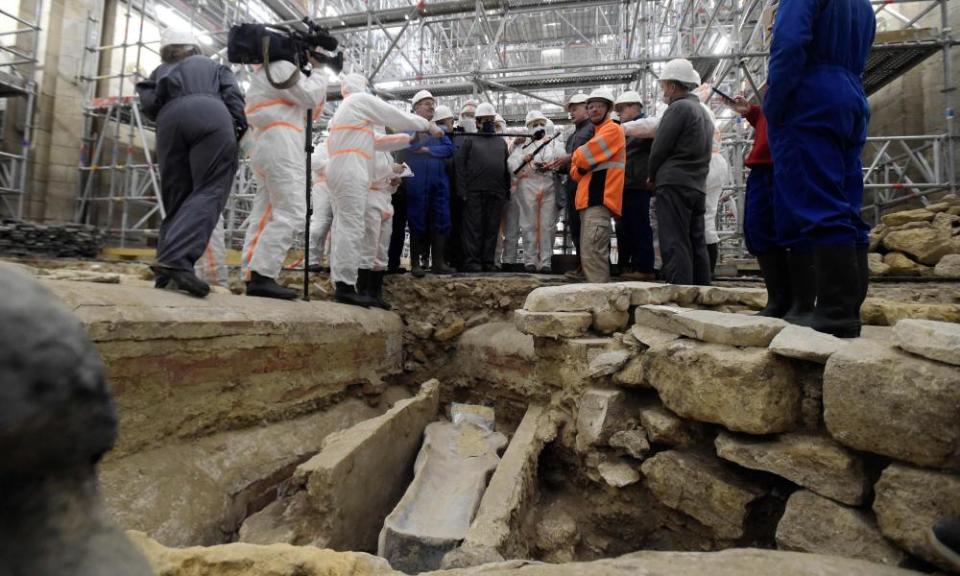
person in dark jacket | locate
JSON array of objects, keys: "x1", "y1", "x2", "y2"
[
  {"x1": 647, "y1": 59, "x2": 714, "y2": 286},
  {"x1": 136, "y1": 28, "x2": 246, "y2": 297},
  {"x1": 456, "y1": 104, "x2": 511, "y2": 272},
  {"x1": 614, "y1": 90, "x2": 655, "y2": 280},
  {"x1": 765, "y1": 0, "x2": 875, "y2": 338}
]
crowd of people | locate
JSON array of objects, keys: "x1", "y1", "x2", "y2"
[{"x1": 137, "y1": 0, "x2": 877, "y2": 339}]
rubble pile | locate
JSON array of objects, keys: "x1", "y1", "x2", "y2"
[
  {"x1": 868, "y1": 194, "x2": 960, "y2": 277},
  {"x1": 0, "y1": 219, "x2": 104, "y2": 258}
]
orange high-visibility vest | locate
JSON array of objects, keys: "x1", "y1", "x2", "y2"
[{"x1": 570, "y1": 118, "x2": 626, "y2": 217}]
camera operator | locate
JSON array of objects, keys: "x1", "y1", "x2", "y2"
[
  {"x1": 240, "y1": 54, "x2": 328, "y2": 300},
  {"x1": 136, "y1": 29, "x2": 247, "y2": 298}
]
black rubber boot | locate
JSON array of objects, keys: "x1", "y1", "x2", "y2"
[
  {"x1": 431, "y1": 235, "x2": 456, "y2": 275},
  {"x1": 800, "y1": 246, "x2": 862, "y2": 338},
  {"x1": 333, "y1": 281, "x2": 375, "y2": 308},
  {"x1": 929, "y1": 517, "x2": 960, "y2": 572},
  {"x1": 246, "y1": 271, "x2": 298, "y2": 300},
  {"x1": 783, "y1": 249, "x2": 816, "y2": 325},
  {"x1": 306, "y1": 263, "x2": 325, "y2": 273},
  {"x1": 151, "y1": 264, "x2": 210, "y2": 298},
  {"x1": 411, "y1": 235, "x2": 426, "y2": 278},
  {"x1": 367, "y1": 271, "x2": 392, "y2": 310},
  {"x1": 756, "y1": 250, "x2": 791, "y2": 318},
  {"x1": 856, "y1": 245, "x2": 869, "y2": 310},
  {"x1": 356, "y1": 268, "x2": 371, "y2": 296}
]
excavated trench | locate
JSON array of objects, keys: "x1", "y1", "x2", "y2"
[{"x1": 10, "y1": 257, "x2": 959, "y2": 574}]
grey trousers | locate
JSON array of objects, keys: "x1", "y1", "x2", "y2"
[
  {"x1": 155, "y1": 95, "x2": 238, "y2": 271},
  {"x1": 579, "y1": 205, "x2": 612, "y2": 283},
  {"x1": 655, "y1": 184, "x2": 711, "y2": 286}
]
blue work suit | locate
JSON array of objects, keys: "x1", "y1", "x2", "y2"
[
  {"x1": 764, "y1": 0, "x2": 875, "y2": 249},
  {"x1": 744, "y1": 165, "x2": 777, "y2": 255},
  {"x1": 399, "y1": 133, "x2": 455, "y2": 236}
]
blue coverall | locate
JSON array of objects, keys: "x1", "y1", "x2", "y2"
[
  {"x1": 399, "y1": 133, "x2": 455, "y2": 236},
  {"x1": 764, "y1": 0, "x2": 875, "y2": 249}
]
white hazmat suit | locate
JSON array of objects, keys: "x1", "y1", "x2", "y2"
[
  {"x1": 326, "y1": 74, "x2": 430, "y2": 286},
  {"x1": 508, "y1": 122, "x2": 560, "y2": 270},
  {"x1": 195, "y1": 215, "x2": 228, "y2": 286},
  {"x1": 361, "y1": 138, "x2": 409, "y2": 270},
  {"x1": 241, "y1": 61, "x2": 326, "y2": 280},
  {"x1": 307, "y1": 146, "x2": 333, "y2": 268}
]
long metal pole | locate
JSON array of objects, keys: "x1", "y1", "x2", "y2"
[{"x1": 941, "y1": 0, "x2": 957, "y2": 193}]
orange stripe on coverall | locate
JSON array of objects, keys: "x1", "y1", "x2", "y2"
[
  {"x1": 330, "y1": 124, "x2": 374, "y2": 135},
  {"x1": 243, "y1": 202, "x2": 273, "y2": 280},
  {"x1": 205, "y1": 245, "x2": 217, "y2": 279},
  {"x1": 330, "y1": 148, "x2": 372, "y2": 160},
  {"x1": 245, "y1": 98, "x2": 296, "y2": 115},
  {"x1": 260, "y1": 121, "x2": 303, "y2": 133}
]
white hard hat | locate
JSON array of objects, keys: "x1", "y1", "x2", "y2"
[
  {"x1": 615, "y1": 90, "x2": 644, "y2": 106},
  {"x1": 587, "y1": 88, "x2": 615, "y2": 105},
  {"x1": 433, "y1": 105, "x2": 454, "y2": 122},
  {"x1": 412, "y1": 90, "x2": 434, "y2": 106},
  {"x1": 660, "y1": 58, "x2": 702, "y2": 88},
  {"x1": 460, "y1": 101, "x2": 477, "y2": 114},
  {"x1": 160, "y1": 28, "x2": 198, "y2": 48},
  {"x1": 567, "y1": 92, "x2": 588, "y2": 107},
  {"x1": 475, "y1": 102, "x2": 497, "y2": 118},
  {"x1": 341, "y1": 73, "x2": 368, "y2": 98},
  {"x1": 525, "y1": 110, "x2": 547, "y2": 126}
]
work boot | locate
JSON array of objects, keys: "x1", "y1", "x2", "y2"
[
  {"x1": 783, "y1": 249, "x2": 816, "y2": 325},
  {"x1": 368, "y1": 270, "x2": 392, "y2": 310},
  {"x1": 306, "y1": 263, "x2": 325, "y2": 273},
  {"x1": 524, "y1": 264, "x2": 538, "y2": 273},
  {"x1": 794, "y1": 246, "x2": 862, "y2": 338},
  {"x1": 333, "y1": 281, "x2": 375, "y2": 308},
  {"x1": 431, "y1": 235, "x2": 456, "y2": 275},
  {"x1": 246, "y1": 271, "x2": 298, "y2": 300},
  {"x1": 151, "y1": 264, "x2": 210, "y2": 298},
  {"x1": 756, "y1": 250, "x2": 792, "y2": 318},
  {"x1": 356, "y1": 268, "x2": 371, "y2": 296},
  {"x1": 856, "y1": 245, "x2": 870, "y2": 310},
  {"x1": 564, "y1": 266, "x2": 585, "y2": 282},
  {"x1": 929, "y1": 517, "x2": 960, "y2": 572},
  {"x1": 411, "y1": 235, "x2": 426, "y2": 278}
]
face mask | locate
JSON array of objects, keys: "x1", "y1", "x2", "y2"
[
  {"x1": 461, "y1": 118, "x2": 477, "y2": 133},
  {"x1": 544, "y1": 123, "x2": 555, "y2": 137},
  {"x1": 441, "y1": 123, "x2": 452, "y2": 133},
  {"x1": 481, "y1": 121, "x2": 496, "y2": 134}
]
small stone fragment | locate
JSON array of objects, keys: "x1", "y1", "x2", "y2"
[
  {"x1": 934, "y1": 253, "x2": 960, "y2": 277},
  {"x1": 769, "y1": 325, "x2": 846, "y2": 364},
  {"x1": 587, "y1": 349, "x2": 631, "y2": 378},
  {"x1": 634, "y1": 305, "x2": 696, "y2": 337},
  {"x1": 893, "y1": 318, "x2": 960, "y2": 366},
  {"x1": 575, "y1": 388, "x2": 628, "y2": 452},
  {"x1": 609, "y1": 429, "x2": 651, "y2": 459},
  {"x1": 598, "y1": 459, "x2": 641, "y2": 487},
  {"x1": 513, "y1": 309, "x2": 593, "y2": 339},
  {"x1": 638, "y1": 404, "x2": 695, "y2": 447}
]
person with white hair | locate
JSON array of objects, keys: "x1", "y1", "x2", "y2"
[
  {"x1": 326, "y1": 74, "x2": 439, "y2": 307},
  {"x1": 136, "y1": 28, "x2": 246, "y2": 298},
  {"x1": 458, "y1": 100, "x2": 478, "y2": 133},
  {"x1": 647, "y1": 58, "x2": 715, "y2": 286},
  {"x1": 240, "y1": 47, "x2": 327, "y2": 300},
  {"x1": 509, "y1": 110, "x2": 559, "y2": 272}
]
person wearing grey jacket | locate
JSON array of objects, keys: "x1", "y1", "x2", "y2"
[
  {"x1": 647, "y1": 59, "x2": 714, "y2": 286},
  {"x1": 136, "y1": 29, "x2": 246, "y2": 297}
]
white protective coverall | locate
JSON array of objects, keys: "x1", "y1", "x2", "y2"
[
  {"x1": 195, "y1": 215, "x2": 228, "y2": 285},
  {"x1": 360, "y1": 134, "x2": 411, "y2": 270},
  {"x1": 508, "y1": 124, "x2": 560, "y2": 269},
  {"x1": 241, "y1": 61, "x2": 326, "y2": 280},
  {"x1": 307, "y1": 146, "x2": 333, "y2": 267},
  {"x1": 327, "y1": 74, "x2": 429, "y2": 286}
]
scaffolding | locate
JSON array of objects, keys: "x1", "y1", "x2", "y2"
[
  {"x1": 0, "y1": 0, "x2": 43, "y2": 219},
  {"x1": 72, "y1": 0, "x2": 957, "y2": 255}
]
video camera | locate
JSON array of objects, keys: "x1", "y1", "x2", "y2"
[{"x1": 228, "y1": 18, "x2": 343, "y2": 88}]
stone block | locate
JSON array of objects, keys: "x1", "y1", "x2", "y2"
[
  {"x1": 378, "y1": 420, "x2": 507, "y2": 573},
  {"x1": 861, "y1": 297, "x2": 960, "y2": 325},
  {"x1": 697, "y1": 286, "x2": 768, "y2": 309},
  {"x1": 609, "y1": 429, "x2": 651, "y2": 459},
  {"x1": 587, "y1": 349, "x2": 631, "y2": 378},
  {"x1": 612, "y1": 355, "x2": 648, "y2": 387},
  {"x1": 523, "y1": 284, "x2": 630, "y2": 313},
  {"x1": 934, "y1": 253, "x2": 960, "y2": 277},
  {"x1": 295, "y1": 380, "x2": 440, "y2": 551},
  {"x1": 868, "y1": 253, "x2": 892, "y2": 276},
  {"x1": 575, "y1": 388, "x2": 628, "y2": 452},
  {"x1": 617, "y1": 281, "x2": 678, "y2": 305},
  {"x1": 673, "y1": 309, "x2": 787, "y2": 347},
  {"x1": 715, "y1": 432, "x2": 867, "y2": 505},
  {"x1": 458, "y1": 405, "x2": 558, "y2": 561},
  {"x1": 882, "y1": 208, "x2": 936, "y2": 227},
  {"x1": 882, "y1": 252, "x2": 929, "y2": 276},
  {"x1": 769, "y1": 325, "x2": 847, "y2": 364},
  {"x1": 645, "y1": 340, "x2": 800, "y2": 434},
  {"x1": 598, "y1": 459, "x2": 641, "y2": 487},
  {"x1": 513, "y1": 310, "x2": 592, "y2": 339},
  {"x1": 641, "y1": 450, "x2": 766, "y2": 540},
  {"x1": 534, "y1": 506, "x2": 579, "y2": 563},
  {"x1": 638, "y1": 404, "x2": 695, "y2": 447},
  {"x1": 634, "y1": 305, "x2": 696, "y2": 337},
  {"x1": 883, "y1": 227, "x2": 959, "y2": 265},
  {"x1": 931, "y1": 211, "x2": 960, "y2": 231},
  {"x1": 776, "y1": 491, "x2": 906, "y2": 566},
  {"x1": 873, "y1": 463, "x2": 960, "y2": 570},
  {"x1": 893, "y1": 319, "x2": 960, "y2": 366},
  {"x1": 591, "y1": 308, "x2": 630, "y2": 335},
  {"x1": 630, "y1": 324, "x2": 681, "y2": 348},
  {"x1": 823, "y1": 340, "x2": 960, "y2": 469}
]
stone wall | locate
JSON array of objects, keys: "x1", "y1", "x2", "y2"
[{"x1": 512, "y1": 282, "x2": 960, "y2": 571}]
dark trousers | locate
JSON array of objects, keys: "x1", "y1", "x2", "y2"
[
  {"x1": 655, "y1": 184, "x2": 711, "y2": 286},
  {"x1": 155, "y1": 95, "x2": 238, "y2": 271},
  {"x1": 744, "y1": 165, "x2": 778, "y2": 256},
  {"x1": 618, "y1": 188, "x2": 655, "y2": 273},
  {"x1": 447, "y1": 191, "x2": 464, "y2": 269},
  {"x1": 462, "y1": 188, "x2": 506, "y2": 270},
  {"x1": 387, "y1": 185, "x2": 408, "y2": 270},
  {"x1": 565, "y1": 184, "x2": 581, "y2": 256}
]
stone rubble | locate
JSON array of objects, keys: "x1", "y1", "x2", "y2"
[
  {"x1": 575, "y1": 388, "x2": 628, "y2": 452},
  {"x1": 513, "y1": 310, "x2": 593, "y2": 339},
  {"x1": 893, "y1": 318, "x2": 960, "y2": 366},
  {"x1": 768, "y1": 325, "x2": 846, "y2": 364},
  {"x1": 672, "y1": 309, "x2": 787, "y2": 347}
]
